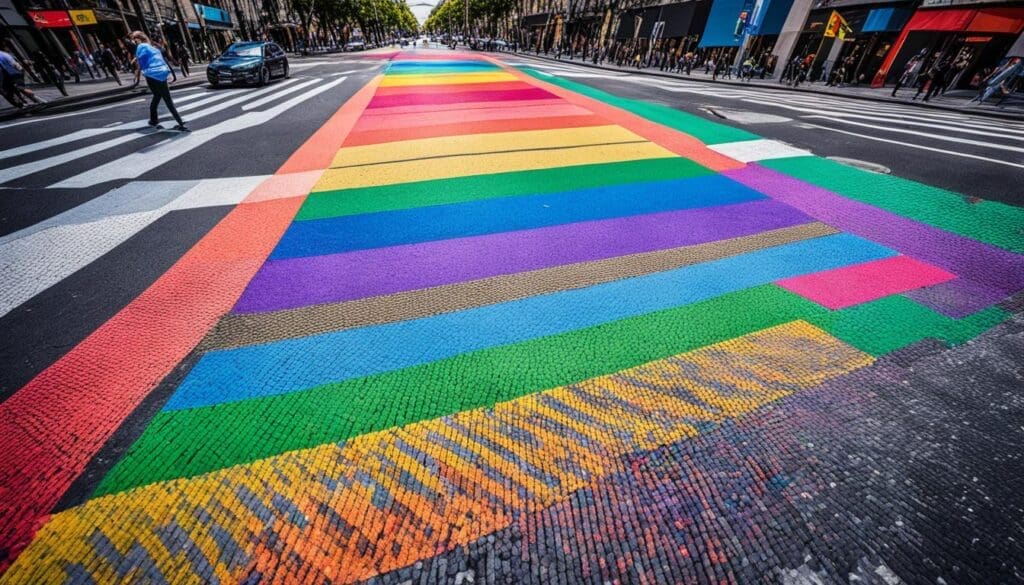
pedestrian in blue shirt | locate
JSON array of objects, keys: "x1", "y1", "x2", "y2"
[
  {"x1": 0, "y1": 44, "x2": 44, "y2": 108},
  {"x1": 129, "y1": 31, "x2": 187, "y2": 131}
]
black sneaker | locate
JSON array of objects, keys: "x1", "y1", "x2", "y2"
[
  {"x1": 173, "y1": 124, "x2": 190, "y2": 132},
  {"x1": 148, "y1": 121, "x2": 163, "y2": 129}
]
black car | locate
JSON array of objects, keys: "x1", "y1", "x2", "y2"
[{"x1": 207, "y1": 42, "x2": 289, "y2": 87}]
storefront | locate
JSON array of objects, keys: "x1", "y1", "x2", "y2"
[
  {"x1": 787, "y1": 1, "x2": 913, "y2": 82},
  {"x1": 872, "y1": 2, "x2": 1024, "y2": 87},
  {"x1": 741, "y1": 0, "x2": 796, "y2": 70},
  {"x1": 193, "y1": 3, "x2": 235, "y2": 55},
  {"x1": 613, "y1": 0, "x2": 711, "y2": 62},
  {"x1": 698, "y1": 0, "x2": 749, "y2": 61}
]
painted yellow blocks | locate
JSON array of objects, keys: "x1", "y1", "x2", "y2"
[{"x1": 3, "y1": 321, "x2": 871, "y2": 585}]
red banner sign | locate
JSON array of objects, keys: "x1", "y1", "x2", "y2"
[{"x1": 28, "y1": 10, "x2": 72, "y2": 28}]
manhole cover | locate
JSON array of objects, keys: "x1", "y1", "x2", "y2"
[{"x1": 827, "y1": 156, "x2": 891, "y2": 174}]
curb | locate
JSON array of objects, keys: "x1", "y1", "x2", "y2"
[
  {"x1": 506, "y1": 51, "x2": 1024, "y2": 122},
  {"x1": 0, "y1": 76, "x2": 208, "y2": 122}
]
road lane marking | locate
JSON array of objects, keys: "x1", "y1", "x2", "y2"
[
  {"x1": 52, "y1": 76, "x2": 349, "y2": 188},
  {"x1": 800, "y1": 114, "x2": 1024, "y2": 154},
  {"x1": 242, "y1": 78, "x2": 321, "y2": 110},
  {"x1": 0, "y1": 176, "x2": 268, "y2": 318},
  {"x1": 798, "y1": 123, "x2": 1024, "y2": 170}
]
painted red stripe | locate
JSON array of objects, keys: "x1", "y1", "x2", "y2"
[{"x1": 0, "y1": 74, "x2": 381, "y2": 572}]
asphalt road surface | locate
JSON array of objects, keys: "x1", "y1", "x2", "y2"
[
  {"x1": 508, "y1": 53, "x2": 1024, "y2": 206},
  {"x1": 1, "y1": 48, "x2": 1022, "y2": 585}
]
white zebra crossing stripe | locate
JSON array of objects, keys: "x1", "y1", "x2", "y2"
[
  {"x1": 52, "y1": 76, "x2": 347, "y2": 188},
  {"x1": 0, "y1": 79, "x2": 330, "y2": 184},
  {"x1": 801, "y1": 122, "x2": 1024, "y2": 171},
  {"x1": 243, "y1": 78, "x2": 321, "y2": 110},
  {"x1": 709, "y1": 139, "x2": 810, "y2": 162},
  {"x1": 0, "y1": 175, "x2": 268, "y2": 318}
]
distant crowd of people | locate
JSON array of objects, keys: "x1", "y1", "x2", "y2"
[{"x1": 0, "y1": 36, "x2": 194, "y2": 110}]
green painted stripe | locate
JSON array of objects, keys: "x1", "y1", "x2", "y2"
[
  {"x1": 298, "y1": 157, "x2": 710, "y2": 221},
  {"x1": 812, "y1": 294, "x2": 1006, "y2": 357},
  {"x1": 761, "y1": 156, "x2": 1024, "y2": 254},
  {"x1": 94, "y1": 284, "x2": 1005, "y2": 497},
  {"x1": 518, "y1": 67, "x2": 760, "y2": 145}
]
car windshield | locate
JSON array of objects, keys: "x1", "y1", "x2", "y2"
[{"x1": 223, "y1": 44, "x2": 262, "y2": 57}]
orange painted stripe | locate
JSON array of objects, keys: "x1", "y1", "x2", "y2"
[
  {"x1": 343, "y1": 114, "x2": 608, "y2": 147},
  {"x1": 492, "y1": 59, "x2": 746, "y2": 173},
  {"x1": 0, "y1": 71, "x2": 380, "y2": 572},
  {"x1": 373, "y1": 80, "x2": 532, "y2": 96},
  {"x1": 277, "y1": 74, "x2": 383, "y2": 174}
]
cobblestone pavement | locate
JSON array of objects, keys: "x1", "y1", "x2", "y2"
[{"x1": 1, "y1": 50, "x2": 1023, "y2": 584}]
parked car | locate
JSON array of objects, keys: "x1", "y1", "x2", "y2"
[
  {"x1": 206, "y1": 41, "x2": 289, "y2": 87},
  {"x1": 345, "y1": 40, "x2": 366, "y2": 51}
]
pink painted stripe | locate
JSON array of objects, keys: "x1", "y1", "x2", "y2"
[
  {"x1": 352, "y1": 103, "x2": 594, "y2": 132},
  {"x1": 367, "y1": 88, "x2": 555, "y2": 109},
  {"x1": 776, "y1": 255, "x2": 956, "y2": 310},
  {"x1": 361, "y1": 98, "x2": 567, "y2": 116}
]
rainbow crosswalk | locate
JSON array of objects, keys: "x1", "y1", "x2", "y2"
[{"x1": 3, "y1": 52, "x2": 1023, "y2": 584}]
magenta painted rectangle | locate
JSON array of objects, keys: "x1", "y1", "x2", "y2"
[
  {"x1": 725, "y1": 165, "x2": 1024, "y2": 315},
  {"x1": 777, "y1": 255, "x2": 956, "y2": 310},
  {"x1": 367, "y1": 88, "x2": 556, "y2": 109},
  {"x1": 233, "y1": 199, "x2": 811, "y2": 314}
]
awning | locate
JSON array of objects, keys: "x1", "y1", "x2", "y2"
[
  {"x1": 521, "y1": 13, "x2": 550, "y2": 27},
  {"x1": 698, "y1": 0, "x2": 747, "y2": 47},
  {"x1": 862, "y1": 7, "x2": 912, "y2": 33},
  {"x1": 661, "y1": 2, "x2": 696, "y2": 38},
  {"x1": 756, "y1": 0, "x2": 795, "y2": 36},
  {"x1": 967, "y1": 7, "x2": 1024, "y2": 34}
]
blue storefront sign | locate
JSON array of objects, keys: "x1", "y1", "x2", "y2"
[
  {"x1": 700, "y1": 0, "x2": 745, "y2": 47},
  {"x1": 194, "y1": 3, "x2": 232, "y2": 28}
]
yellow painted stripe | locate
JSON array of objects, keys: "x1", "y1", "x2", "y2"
[
  {"x1": 314, "y1": 142, "x2": 676, "y2": 191},
  {"x1": 331, "y1": 125, "x2": 643, "y2": 168},
  {"x1": 3, "y1": 321, "x2": 873, "y2": 585},
  {"x1": 378, "y1": 72, "x2": 519, "y2": 87}
]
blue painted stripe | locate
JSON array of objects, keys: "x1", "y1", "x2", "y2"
[
  {"x1": 163, "y1": 233, "x2": 895, "y2": 412},
  {"x1": 271, "y1": 174, "x2": 748, "y2": 259}
]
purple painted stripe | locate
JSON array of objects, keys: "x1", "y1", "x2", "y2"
[
  {"x1": 725, "y1": 165, "x2": 1024, "y2": 315},
  {"x1": 904, "y1": 279, "x2": 1009, "y2": 319},
  {"x1": 233, "y1": 199, "x2": 810, "y2": 314}
]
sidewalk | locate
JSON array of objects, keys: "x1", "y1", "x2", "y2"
[
  {"x1": 507, "y1": 50, "x2": 1024, "y2": 119},
  {"x1": 0, "y1": 66, "x2": 208, "y2": 121}
]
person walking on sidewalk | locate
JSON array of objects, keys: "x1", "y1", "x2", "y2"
[
  {"x1": 922, "y1": 58, "x2": 951, "y2": 102},
  {"x1": 130, "y1": 31, "x2": 188, "y2": 131},
  {"x1": 177, "y1": 45, "x2": 190, "y2": 77},
  {"x1": 0, "y1": 45, "x2": 45, "y2": 108},
  {"x1": 97, "y1": 43, "x2": 121, "y2": 85},
  {"x1": 891, "y1": 53, "x2": 923, "y2": 96},
  {"x1": 912, "y1": 53, "x2": 940, "y2": 100}
]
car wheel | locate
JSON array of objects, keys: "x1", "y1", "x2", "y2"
[
  {"x1": 258, "y1": 66, "x2": 269, "y2": 86},
  {"x1": 283, "y1": 63, "x2": 289, "y2": 78}
]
